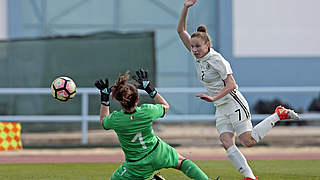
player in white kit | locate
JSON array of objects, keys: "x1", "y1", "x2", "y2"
[{"x1": 177, "y1": 1, "x2": 300, "y2": 180}]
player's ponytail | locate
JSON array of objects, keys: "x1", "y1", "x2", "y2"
[
  {"x1": 112, "y1": 71, "x2": 139, "y2": 111},
  {"x1": 197, "y1": 25, "x2": 207, "y2": 33}
]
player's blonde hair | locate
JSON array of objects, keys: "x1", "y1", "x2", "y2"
[{"x1": 112, "y1": 71, "x2": 138, "y2": 111}]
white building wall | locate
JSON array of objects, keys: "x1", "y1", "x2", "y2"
[
  {"x1": 233, "y1": 0, "x2": 320, "y2": 57},
  {"x1": 0, "y1": 0, "x2": 8, "y2": 40}
]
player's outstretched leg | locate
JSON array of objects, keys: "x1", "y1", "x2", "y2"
[
  {"x1": 251, "y1": 105, "x2": 299, "y2": 143},
  {"x1": 226, "y1": 144, "x2": 256, "y2": 179},
  {"x1": 180, "y1": 159, "x2": 210, "y2": 180},
  {"x1": 151, "y1": 171, "x2": 221, "y2": 180}
]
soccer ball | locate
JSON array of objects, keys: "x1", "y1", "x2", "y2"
[{"x1": 51, "y1": 77, "x2": 76, "y2": 102}]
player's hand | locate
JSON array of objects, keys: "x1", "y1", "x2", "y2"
[
  {"x1": 196, "y1": 93, "x2": 214, "y2": 102},
  {"x1": 133, "y1": 69, "x2": 157, "y2": 98},
  {"x1": 133, "y1": 69, "x2": 149, "y2": 89},
  {"x1": 184, "y1": 0, "x2": 197, "y2": 8},
  {"x1": 94, "y1": 78, "x2": 111, "y2": 106}
]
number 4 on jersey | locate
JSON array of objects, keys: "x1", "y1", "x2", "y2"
[{"x1": 131, "y1": 132, "x2": 147, "y2": 149}]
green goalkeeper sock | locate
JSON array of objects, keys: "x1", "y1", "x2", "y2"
[{"x1": 180, "y1": 159, "x2": 209, "y2": 180}]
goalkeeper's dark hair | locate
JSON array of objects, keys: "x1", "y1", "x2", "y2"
[{"x1": 112, "y1": 71, "x2": 139, "y2": 110}]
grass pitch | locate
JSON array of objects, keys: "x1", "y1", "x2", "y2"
[{"x1": 0, "y1": 160, "x2": 320, "y2": 180}]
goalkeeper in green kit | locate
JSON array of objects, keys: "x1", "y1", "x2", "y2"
[{"x1": 95, "y1": 69, "x2": 219, "y2": 180}]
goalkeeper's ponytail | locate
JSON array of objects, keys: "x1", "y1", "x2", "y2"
[{"x1": 112, "y1": 71, "x2": 139, "y2": 111}]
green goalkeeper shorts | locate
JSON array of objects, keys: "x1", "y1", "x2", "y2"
[{"x1": 110, "y1": 137, "x2": 179, "y2": 180}]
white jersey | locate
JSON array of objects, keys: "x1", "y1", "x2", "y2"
[{"x1": 193, "y1": 48, "x2": 237, "y2": 106}]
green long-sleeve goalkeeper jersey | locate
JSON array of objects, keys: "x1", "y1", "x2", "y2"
[{"x1": 102, "y1": 104, "x2": 165, "y2": 161}]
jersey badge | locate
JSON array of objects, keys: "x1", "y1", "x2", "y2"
[{"x1": 206, "y1": 63, "x2": 210, "y2": 70}]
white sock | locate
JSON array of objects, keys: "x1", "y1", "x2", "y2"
[
  {"x1": 227, "y1": 145, "x2": 255, "y2": 179},
  {"x1": 251, "y1": 113, "x2": 280, "y2": 142}
]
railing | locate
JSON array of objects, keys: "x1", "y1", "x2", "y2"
[{"x1": 0, "y1": 87, "x2": 320, "y2": 144}]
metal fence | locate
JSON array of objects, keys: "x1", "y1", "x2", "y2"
[{"x1": 1, "y1": 87, "x2": 320, "y2": 144}]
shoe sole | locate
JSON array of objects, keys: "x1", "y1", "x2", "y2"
[{"x1": 289, "y1": 111, "x2": 300, "y2": 120}]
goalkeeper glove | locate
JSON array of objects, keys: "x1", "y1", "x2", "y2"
[
  {"x1": 133, "y1": 69, "x2": 157, "y2": 98},
  {"x1": 94, "y1": 78, "x2": 111, "y2": 106}
]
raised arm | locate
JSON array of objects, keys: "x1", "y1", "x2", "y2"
[
  {"x1": 94, "y1": 78, "x2": 111, "y2": 126},
  {"x1": 153, "y1": 93, "x2": 169, "y2": 114},
  {"x1": 196, "y1": 74, "x2": 237, "y2": 102},
  {"x1": 99, "y1": 104, "x2": 109, "y2": 126},
  {"x1": 133, "y1": 69, "x2": 169, "y2": 114},
  {"x1": 177, "y1": 0, "x2": 197, "y2": 51}
]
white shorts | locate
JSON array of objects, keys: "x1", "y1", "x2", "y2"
[{"x1": 215, "y1": 90, "x2": 253, "y2": 136}]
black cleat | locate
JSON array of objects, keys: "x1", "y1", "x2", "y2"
[
  {"x1": 209, "y1": 176, "x2": 221, "y2": 180},
  {"x1": 151, "y1": 173, "x2": 166, "y2": 180}
]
